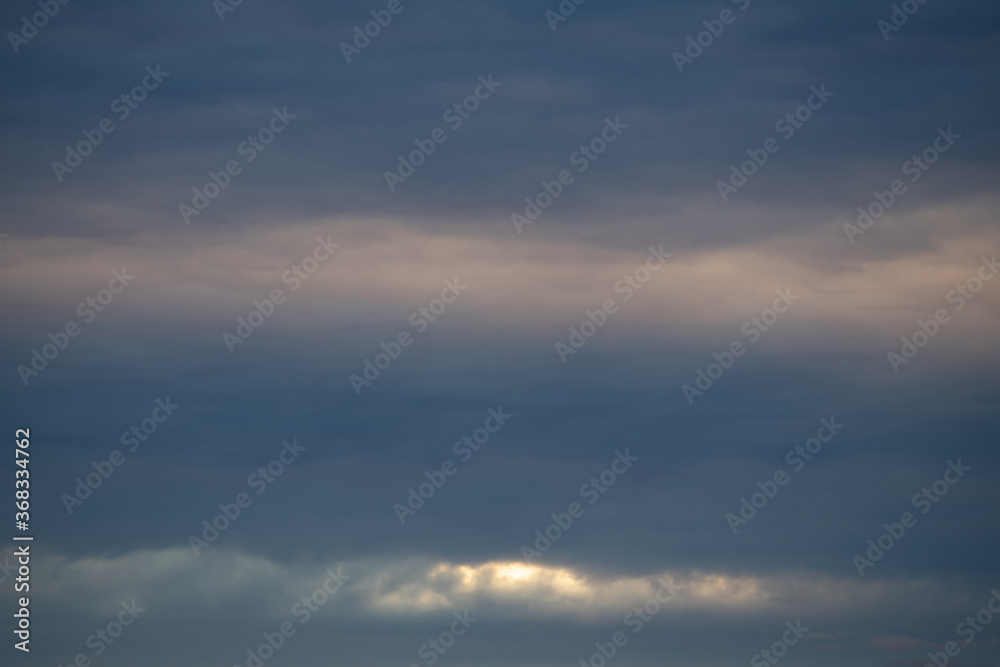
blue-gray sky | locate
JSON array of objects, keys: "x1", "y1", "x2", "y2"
[{"x1": 1, "y1": 0, "x2": 999, "y2": 666}]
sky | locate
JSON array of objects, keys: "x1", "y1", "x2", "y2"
[{"x1": 1, "y1": 0, "x2": 999, "y2": 666}]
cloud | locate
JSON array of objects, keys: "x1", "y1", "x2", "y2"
[{"x1": 28, "y1": 547, "x2": 987, "y2": 624}]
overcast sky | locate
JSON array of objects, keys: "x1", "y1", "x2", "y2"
[{"x1": 1, "y1": 1, "x2": 999, "y2": 666}]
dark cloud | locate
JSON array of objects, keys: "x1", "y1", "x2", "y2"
[{"x1": 1, "y1": 0, "x2": 999, "y2": 665}]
